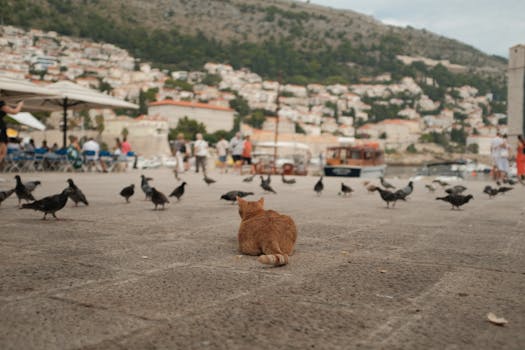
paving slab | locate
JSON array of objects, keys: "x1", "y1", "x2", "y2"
[{"x1": 0, "y1": 169, "x2": 524, "y2": 349}]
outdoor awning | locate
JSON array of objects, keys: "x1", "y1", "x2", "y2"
[
  {"x1": 23, "y1": 81, "x2": 138, "y2": 112},
  {"x1": 7, "y1": 112, "x2": 46, "y2": 131},
  {"x1": 23, "y1": 80, "x2": 139, "y2": 147},
  {"x1": 0, "y1": 76, "x2": 57, "y2": 103}
]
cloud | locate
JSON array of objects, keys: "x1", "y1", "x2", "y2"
[{"x1": 310, "y1": 0, "x2": 525, "y2": 57}]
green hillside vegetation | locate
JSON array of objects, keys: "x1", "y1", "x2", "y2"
[{"x1": 0, "y1": 0, "x2": 506, "y2": 101}]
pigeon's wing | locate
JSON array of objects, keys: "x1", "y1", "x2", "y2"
[{"x1": 76, "y1": 189, "x2": 89, "y2": 205}]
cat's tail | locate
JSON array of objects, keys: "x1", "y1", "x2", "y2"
[{"x1": 257, "y1": 254, "x2": 289, "y2": 266}]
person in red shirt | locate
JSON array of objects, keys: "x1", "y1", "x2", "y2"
[
  {"x1": 242, "y1": 135, "x2": 254, "y2": 174},
  {"x1": 120, "y1": 137, "x2": 131, "y2": 155}
]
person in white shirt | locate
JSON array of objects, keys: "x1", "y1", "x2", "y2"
[
  {"x1": 215, "y1": 136, "x2": 229, "y2": 173},
  {"x1": 229, "y1": 132, "x2": 244, "y2": 172},
  {"x1": 82, "y1": 137, "x2": 107, "y2": 172},
  {"x1": 490, "y1": 132, "x2": 502, "y2": 181},
  {"x1": 194, "y1": 133, "x2": 209, "y2": 174}
]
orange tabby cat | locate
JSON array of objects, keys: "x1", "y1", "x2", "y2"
[{"x1": 236, "y1": 197, "x2": 297, "y2": 266}]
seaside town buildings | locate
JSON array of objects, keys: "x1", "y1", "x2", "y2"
[{"x1": 0, "y1": 25, "x2": 507, "y2": 157}]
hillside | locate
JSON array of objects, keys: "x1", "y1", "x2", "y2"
[{"x1": 0, "y1": 0, "x2": 507, "y2": 87}]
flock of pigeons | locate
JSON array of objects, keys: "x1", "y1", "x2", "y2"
[
  {"x1": 0, "y1": 175, "x2": 88, "y2": 219},
  {"x1": 1, "y1": 171, "x2": 520, "y2": 219}
]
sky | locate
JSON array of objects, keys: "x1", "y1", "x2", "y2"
[{"x1": 310, "y1": 0, "x2": 525, "y2": 57}]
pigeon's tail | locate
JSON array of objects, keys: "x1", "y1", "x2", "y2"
[
  {"x1": 257, "y1": 254, "x2": 289, "y2": 266},
  {"x1": 20, "y1": 202, "x2": 38, "y2": 210}
]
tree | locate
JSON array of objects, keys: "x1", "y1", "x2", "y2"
[
  {"x1": 169, "y1": 116, "x2": 207, "y2": 141},
  {"x1": 229, "y1": 95, "x2": 251, "y2": 118},
  {"x1": 121, "y1": 127, "x2": 129, "y2": 139},
  {"x1": 95, "y1": 115, "x2": 105, "y2": 136},
  {"x1": 244, "y1": 109, "x2": 266, "y2": 129},
  {"x1": 295, "y1": 122, "x2": 306, "y2": 134},
  {"x1": 138, "y1": 87, "x2": 158, "y2": 115},
  {"x1": 406, "y1": 144, "x2": 417, "y2": 153}
]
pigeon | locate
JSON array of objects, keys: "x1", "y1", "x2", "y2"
[
  {"x1": 23, "y1": 180, "x2": 41, "y2": 193},
  {"x1": 266, "y1": 174, "x2": 271, "y2": 184},
  {"x1": 380, "y1": 176, "x2": 395, "y2": 189},
  {"x1": 400, "y1": 181, "x2": 414, "y2": 197},
  {"x1": 150, "y1": 187, "x2": 169, "y2": 210},
  {"x1": 497, "y1": 186, "x2": 513, "y2": 194},
  {"x1": 120, "y1": 184, "x2": 135, "y2": 203},
  {"x1": 21, "y1": 188, "x2": 71, "y2": 220},
  {"x1": 169, "y1": 182, "x2": 187, "y2": 201},
  {"x1": 432, "y1": 179, "x2": 449, "y2": 187},
  {"x1": 260, "y1": 175, "x2": 269, "y2": 187},
  {"x1": 374, "y1": 187, "x2": 399, "y2": 208},
  {"x1": 14, "y1": 175, "x2": 35, "y2": 207},
  {"x1": 445, "y1": 185, "x2": 467, "y2": 195},
  {"x1": 340, "y1": 182, "x2": 353, "y2": 196},
  {"x1": 483, "y1": 185, "x2": 499, "y2": 198},
  {"x1": 436, "y1": 194, "x2": 474, "y2": 210},
  {"x1": 203, "y1": 175, "x2": 216, "y2": 185},
  {"x1": 243, "y1": 174, "x2": 255, "y2": 183},
  {"x1": 503, "y1": 178, "x2": 518, "y2": 186},
  {"x1": 66, "y1": 179, "x2": 89, "y2": 206},
  {"x1": 282, "y1": 174, "x2": 296, "y2": 184},
  {"x1": 0, "y1": 188, "x2": 15, "y2": 206},
  {"x1": 425, "y1": 184, "x2": 436, "y2": 192},
  {"x1": 314, "y1": 176, "x2": 324, "y2": 196},
  {"x1": 141, "y1": 175, "x2": 153, "y2": 200},
  {"x1": 220, "y1": 190, "x2": 254, "y2": 203},
  {"x1": 394, "y1": 189, "x2": 409, "y2": 201},
  {"x1": 260, "y1": 176, "x2": 277, "y2": 194}
]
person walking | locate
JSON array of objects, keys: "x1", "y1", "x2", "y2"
[
  {"x1": 242, "y1": 135, "x2": 254, "y2": 174},
  {"x1": 230, "y1": 132, "x2": 244, "y2": 173},
  {"x1": 0, "y1": 100, "x2": 23, "y2": 166},
  {"x1": 194, "y1": 133, "x2": 209, "y2": 174},
  {"x1": 171, "y1": 133, "x2": 188, "y2": 173},
  {"x1": 216, "y1": 136, "x2": 229, "y2": 174},
  {"x1": 490, "y1": 132, "x2": 503, "y2": 181},
  {"x1": 497, "y1": 134, "x2": 511, "y2": 181},
  {"x1": 517, "y1": 135, "x2": 525, "y2": 181}
]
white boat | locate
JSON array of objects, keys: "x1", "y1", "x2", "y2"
[{"x1": 323, "y1": 143, "x2": 386, "y2": 178}]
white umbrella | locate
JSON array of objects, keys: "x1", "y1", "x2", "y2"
[
  {"x1": 8, "y1": 112, "x2": 46, "y2": 131},
  {"x1": 0, "y1": 76, "x2": 56, "y2": 102},
  {"x1": 24, "y1": 81, "x2": 138, "y2": 147}
]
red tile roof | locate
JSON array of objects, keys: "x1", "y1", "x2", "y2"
[{"x1": 149, "y1": 99, "x2": 234, "y2": 112}]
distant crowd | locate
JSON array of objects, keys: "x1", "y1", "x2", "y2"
[
  {"x1": 169, "y1": 131, "x2": 254, "y2": 176},
  {"x1": 491, "y1": 132, "x2": 525, "y2": 181}
]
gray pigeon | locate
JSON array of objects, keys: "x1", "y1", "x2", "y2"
[
  {"x1": 282, "y1": 174, "x2": 296, "y2": 184},
  {"x1": 243, "y1": 175, "x2": 255, "y2": 183},
  {"x1": 67, "y1": 179, "x2": 89, "y2": 206},
  {"x1": 141, "y1": 175, "x2": 153, "y2": 200},
  {"x1": 445, "y1": 185, "x2": 467, "y2": 195},
  {"x1": 204, "y1": 175, "x2": 216, "y2": 185},
  {"x1": 380, "y1": 176, "x2": 395, "y2": 189},
  {"x1": 221, "y1": 190, "x2": 254, "y2": 203},
  {"x1": 314, "y1": 176, "x2": 324, "y2": 195},
  {"x1": 14, "y1": 175, "x2": 35, "y2": 207},
  {"x1": 21, "y1": 188, "x2": 71, "y2": 220},
  {"x1": 0, "y1": 188, "x2": 15, "y2": 206},
  {"x1": 260, "y1": 176, "x2": 277, "y2": 194},
  {"x1": 400, "y1": 181, "x2": 414, "y2": 197},
  {"x1": 23, "y1": 180, "x2": 41, "y2": 193}
]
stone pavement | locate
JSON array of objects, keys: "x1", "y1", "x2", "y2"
[{"x1": 0, "y1": 170, "x2": 524, "y2": 349}]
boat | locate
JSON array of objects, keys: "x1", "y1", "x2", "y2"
[
  {"x1": 323, "y1": 142, "x2": 386, "y2": 178},
  {"x1": 253, "y1": 141, "x2": 311, "y2": 175}
]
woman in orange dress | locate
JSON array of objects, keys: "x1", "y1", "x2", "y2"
[{"x1": 517, "y1": 135, "x2": 525, "y2": 180}]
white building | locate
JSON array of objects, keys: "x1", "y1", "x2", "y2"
[{"x1": 148, "y1": 100, "x2": 235, "y2": 132}]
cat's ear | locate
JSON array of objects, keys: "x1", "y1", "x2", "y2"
[
  {"x1": 236, "y1": 196, "x2": 245, "y2": 204},
  {"x1": 258, "y1": 197, "x2": 264, "y2": 206}
]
